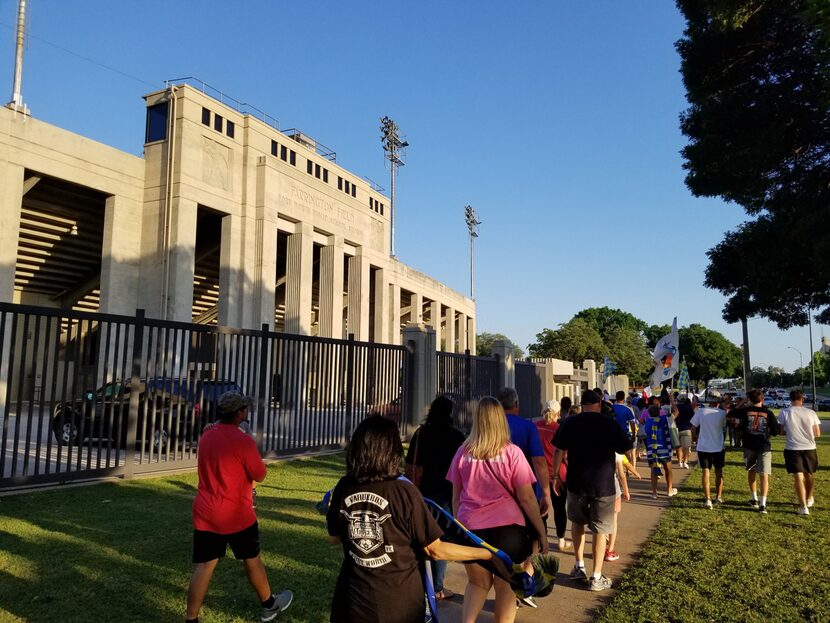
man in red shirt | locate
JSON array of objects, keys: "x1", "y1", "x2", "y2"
[{"x1": 185, "y1": 391, "x2": 292, "y2": 623}]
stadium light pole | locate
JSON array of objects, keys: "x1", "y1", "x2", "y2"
[
  {"x1": 787, "y1": 346, "x2": 804, "y2": 393},
  {"x1": 380, "y1": 116, "x2": 408, "y2": 259},
  {"x1": 464, "y1": 205, "x2": 481, "y2": 299}
]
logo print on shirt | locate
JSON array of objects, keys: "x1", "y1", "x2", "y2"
[{"x1": 341, "y1": 492, "x2": 393, "y2": 568}]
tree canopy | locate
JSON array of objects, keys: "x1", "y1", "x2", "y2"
[
  {"x1": 527, "y1": 318, "x2": 605, "y2": 365},
  {"x1": 677, "y1": 0, "x2": 830, "y2": 327},
  {"x1": 476, "y1": 332, "x2": 524, "y2": 359},
  {"x1": 678, "y1": 323, "x2": 744, "y2": 384},
  {"x1": 605, "y1": 326, "x2": 652, "y2": 384},
  {"x1": 574, "y1": 307, "x2": 648, "y2": 343}
]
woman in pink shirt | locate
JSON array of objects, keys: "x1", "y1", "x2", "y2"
[{"x1": 447, "y1": 397, "x2": 547, "y2": 623}]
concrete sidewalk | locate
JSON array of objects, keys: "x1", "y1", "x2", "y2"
[{"x1": 434, "y1": 459, "x2": 694, "y2": 623}]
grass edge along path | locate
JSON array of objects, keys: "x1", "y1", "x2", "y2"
[{"x1": 598, "y1": 432, "x2": 830, "y2": 623}]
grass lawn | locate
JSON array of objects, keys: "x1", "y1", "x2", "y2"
[
  {"x1": 0, "y1": 454, "x2": 346, "y2": 623},
  {"x1": 599, "y1": 431, "x2": 830, "y2": 623}
]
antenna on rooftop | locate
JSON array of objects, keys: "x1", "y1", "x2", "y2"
[
  {"x1": 7, "y1": 0, "x2": 29, "y2": 114},
  {"x1": 380, "y1": 116, "x2": 408, "y2": 258}
]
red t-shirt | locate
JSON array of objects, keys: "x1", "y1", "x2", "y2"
[{"x1": 192, "y1": 423, "x2": 267, "y2": 534}]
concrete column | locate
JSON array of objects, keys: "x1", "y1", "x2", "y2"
[
  {"x1": 457, "y1": 312, "x2": 468, "y2": 354},
  {"x1": 445, "y1": 307, "x2": 456, "y2": 354},
  {"x1": 429, "y1": 300, "x2": 442, "y2": 351},
  {"x1": 218, "y1": 213, "x2": 243, "y2": 327},
  {"x1": 468, "y1": 314, "x2": 477, "y2": 355},
  {"x1": 252, "y1": 217, "x2": 277, "y2": 330},
  {"x1": 584, "y1": 359, "x2": 598, "y2": 388},
  {"x1": 402, "y1": 323, "x2": 436, "y2": 432},
  {"x1": 347, "y1": 250, "x2": 370, "y2": 340},
  {"x1": 99, "y1": 195, "x2": 141, "y2": 315},
  {"x1": 411, "y1": 292, "x2": 423, "y2": 323},
  {"x1": 373, "y1": 267, "x2": 389, "y2": 344},
  {"x1": 165, "y1": 196, "x2": 197, "y2": 322},
  {"x1": 493, "y1": 339, "x2": 515, "y2": 389},
  {"x1": 0, "y1": 163, "x2": 24, "y2": 302},
  {"x1": 389, "y1": 283, "x2": 401, "y2": 344},
  {"x1": 285, "y1": 222, "x2": 313, "y2": 335},
  {"x1": 319, "y1": 235, "x2": 344, "y2": 339}
]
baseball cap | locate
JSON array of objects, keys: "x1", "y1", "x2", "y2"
[
  {"x1": 581, "y1": 390, "x2": 600, "y2": 405},
  {"x1": 218, "y1": 390, "x2": 253, "y2": 414},
  {"x1": 543, "y1": 399, "x2": 561, "y2": 414},
  {"x1": 707, "y1": 390, "x2": 722, "y2": 402}
]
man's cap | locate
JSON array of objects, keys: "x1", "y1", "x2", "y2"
[
  {"x1": 218, "y1": 390, "x2": 253, "y2": 414},
  {"x1": 543, "y1": 399, "x2": 561, "y2": 414},
  {"x1": 581, "y1": 390, "x2": 600, "y2": 405},
  {"x1": 707, "y1": 390, "x2": 721, "y2": 402}
]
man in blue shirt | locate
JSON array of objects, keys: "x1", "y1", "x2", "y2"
[{"x1": 612, "y1": 391, "x2": 637, "y2": 465}]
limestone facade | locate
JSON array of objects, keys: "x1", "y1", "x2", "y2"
[{"x1": 0, "y1": 85, "x2": 475, "y2": 352}]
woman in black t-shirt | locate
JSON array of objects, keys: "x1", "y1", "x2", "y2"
[{"x1": 327, "y1": 416, "x2": 494, "y2": 623}]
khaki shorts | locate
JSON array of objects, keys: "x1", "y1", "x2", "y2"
[
  {"x1": 679, "y1": 430, "x2": 692, "y2": 450},
  {"x1": 743, "y1": 449, "x2": 772, "y2": 474},
  {"x1": 566, "y1": 491, "x2": 615, "y2": 534}
]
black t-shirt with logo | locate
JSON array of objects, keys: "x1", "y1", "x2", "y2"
[
  {"x1": 326, "y1": 475, "x2": 443, "y2": 623},
  {"x1": 730, "y1": 406, "x2": 779, "y2": 452},
  {"x1": 405, "y1": 423, "x2": 465, "y2": 505},
  {"x1": 551, "y1": 411, "x2": 632, "y2": 497}
]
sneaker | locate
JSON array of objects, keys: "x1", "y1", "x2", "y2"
[
  {"x1": 714, "y1": 498, "x2": 724, "y2": 505},
  {"x1": 749, "y1": 498, "x2": 759, "y2": 507},
  {"x1": 807, "y1": 497, "x2": 815, "y2": 508},
  {"x1": 668, "y1": 488, "x2": 678, "y2": 497},
  {"x1": 651, "y1": 493, "x2": 658, "y2": 500},
  {"x1": 589, "y1": 575, "x2": 613, "y2": 591},
  {"x1": 797, "y1": 506, "x2": 810, "y2": 516},
  {"x1": 758, "y1": 505, "x2": 767, "y2": 515},
  {"x1": 518, "y1": 595, "x2": 538, "y2": 608},
  {"x1": 604, "y1": 549, "x2": 620, "y2": 561},
  {"x1": 261, "y1": 591, "x2": 293, "y2": 622},
  {"x1": 704, "y1": 499, "x2": 713, "y2": 509},
  {"x1": 569, "y1": 565, "x2": 588, "y2": 582}
]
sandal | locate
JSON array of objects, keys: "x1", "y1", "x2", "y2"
[{"x1": 435, "y1": 589, "x2": 455, "y2": 600}]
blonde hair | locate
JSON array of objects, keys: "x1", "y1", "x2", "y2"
[{"x1": 464, "y1": 396, "x2": 511, "y2": 459}]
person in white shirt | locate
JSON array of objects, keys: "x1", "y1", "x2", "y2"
[
  {"x1": 690, "y1": 392, "x2": 727, "y2": 509},
  {"x1": 777, "y1": 389, "x2": 821, "y2": 516}
]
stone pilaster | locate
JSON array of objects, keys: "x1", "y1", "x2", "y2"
[
  {"x1": 166, "y1": 196, "x2": 197, "y2": 322},
  {"x1": 99, "y1": 195, "x2": 141, "y2": 315},
  {"x1": 445, "y1": 307, "x2": 456, "y2": 354},
  {"x1": 319, "y1": 235, "x2": 344, "y2": 339},
  {"x1": 389, "y1": 283, "x2": 401, "y2": 344},
  {"x1": 457, "y1": 312, "x2": 468, "y2": 354},
  {"x1": 347, "y1": 249, "x2": 370, "y2": 340},
  {"x1": 373, "y1": 267, "x2": 389, "y2": 343},
  {"x1": 285, "y1": 222, "x2": 313, "y2": 335},
  {"x1": 218, "y1": 213, "x2": 243, "y2": 327},
  {"x1": 468, "y1": 314, "x2": 477, "y2": 355},
  {"x1": 429, "y1": 300, "x2": 442, "y2": 351},
  {"x1": 0, "y1": 163, "x2": 23, "y2": 302}
]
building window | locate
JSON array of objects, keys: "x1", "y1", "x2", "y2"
[
  {"x1": 338, "y1": 176, "x2": 343, "y2": 190},
  {"x1": 315, "y1": 163, "x2": 321, "y2": 178},
  {"x1": 307, "y1": 160, "x2": 314, "y2": 174},
  {"x1": 214, "y1": 114, "x2": 223, "y2": 132},
  {"x1": 323, "y1": 169, "x2": 328, "y2": 183},
  {"x1": 271, "y1": 140, "x2": 278, "y2": 157},
  {"x1": 351, "y1": 185, "x2": 356, "y2": 198},
  {"x1": 201, "y1": 107, "x2": 210, "y2": 126},
  {"x1": 145, "y1": 102, "x2": 168, "y2": 143},
  {"x1": 226, "y1": 121, "x2": 235, "y2": 138},
  {"x1": 380, "y1": 204, "x2": 384, "y2": 216},
  {"x1": 290, "y1": 150, "x2": 296, "y2": 166},
  {"x1": 280, "y1": 145, "x2": 287, "y2": 161},
  {"x1": 344, "y1": 180, "x2": 350, "y2": 194}
]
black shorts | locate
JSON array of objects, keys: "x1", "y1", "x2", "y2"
[
  {"x1": 697, "y1": 450, "x2": 725, "y2": 470},
  {"x1": 784, "y1": 449, "x2": 819, "y2": 474},
  {"x1": 192, "y1": 521, "x2": 260, "y2": 563},
  {"x1": 474, "y1": 524, "x2": 531, "y2": 563}
]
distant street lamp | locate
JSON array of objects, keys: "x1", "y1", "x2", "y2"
[{"x1": 787, "y1": 346, "x2": 804, "y2": 393}]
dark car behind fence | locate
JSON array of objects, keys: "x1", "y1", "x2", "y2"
[{"x1": 0, "y1": 302, "x2": 409, "y2": 490}]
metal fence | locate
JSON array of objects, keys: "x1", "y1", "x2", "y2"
[
  {"x1": 435, "y1": 350, "x2": 500, "y2": 430},
  {"x1": 0, "y1": 302, "x2": 409, "y2": 489},
  {"x1": 516, "y1": 360, "x2": 546, "y2": 419}
]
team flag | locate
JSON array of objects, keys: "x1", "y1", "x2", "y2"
[
  {"x1": 650, "y1": 318, "x2": 679, "y2": 388},
  {"x1": 603, "y1": 356, "x2": 617, "y2": 381},
  {"x1": 677, "y1": 359, "x2": 690, "y2": 390}
]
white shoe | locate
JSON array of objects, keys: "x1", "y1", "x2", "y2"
[
  {"x1": 704, "y1": 499, "x2": 713, "y2": 509},
  {"x1": 797, "y1": 506, "x2": 810, "y2": 516},
  {"x1": 807, "y1": 497, "x2": 815, "y2": 508},
  {"x1": 668, "y1": 488, "x2": 678, "y2": 497}
]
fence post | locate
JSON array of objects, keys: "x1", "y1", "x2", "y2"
[
  {"x1": 344, "y1": 333, "x2": 355, "y2": 443},
  {"x1": 402, "y1": 323, "x2": 436, "y2": 434},
  {"x1": 124, "y1": 309, "x2": 145, "y2": 479},
  {"x1": 255, "y1": 323, "x2": 269, "y2": 453},
  {"x1": 464, "y1": 349, "x2": 472, "y2": 404},
  {"x1": 492, "y1": 339, "x2": 515, "y2": 389}
]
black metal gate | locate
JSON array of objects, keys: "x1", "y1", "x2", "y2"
[
  {"x1": 516, "y1": 360, "x2": 545, "y2": 419},
  {"x1": 0, "y1": 302, "x2": 410, "y2": 489},
  {"x1": 435, "y1": 350, "x2": 499, "y2": 430}
]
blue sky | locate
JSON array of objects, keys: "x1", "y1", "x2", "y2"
[{"x1": 1, "y1": 0, "x2": 826, "y2": 373}]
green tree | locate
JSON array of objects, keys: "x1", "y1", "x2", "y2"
[
  {"x1": 677, "y1": 0, "x2": 830, "y2": 326},
  {"x1": 476, "y1": 332, "x2": 524, "y2": 359},
  {"x1": 678, "y1": 324, "x2": 743, "y2": 385},
  {"x1": 528, "y1": 318, "x2": 605, "y2": 365},
  {"x1": 605, "y1": 326, "x2": 652, "y2": 384},
  {"x1": 574, "y1": 307, "x2": 648, "y2": 343}
]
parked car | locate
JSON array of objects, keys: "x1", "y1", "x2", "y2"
[
  {"x1": 774, "y1": 397, "x2": 792, "y2": 409},
  {"x1": 762, "y1": 397, "x2": 777, "y2": 408},
  {"x1": 817, "y1": 398, "x2": 830, "y2": 412},
  {"x1": 51, "y1": 378, "x2": 241, "y2": 450}
]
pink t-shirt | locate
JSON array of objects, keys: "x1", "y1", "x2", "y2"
[{"x1": 446, "y1": 443, "x2": 536, "y2": 530}]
